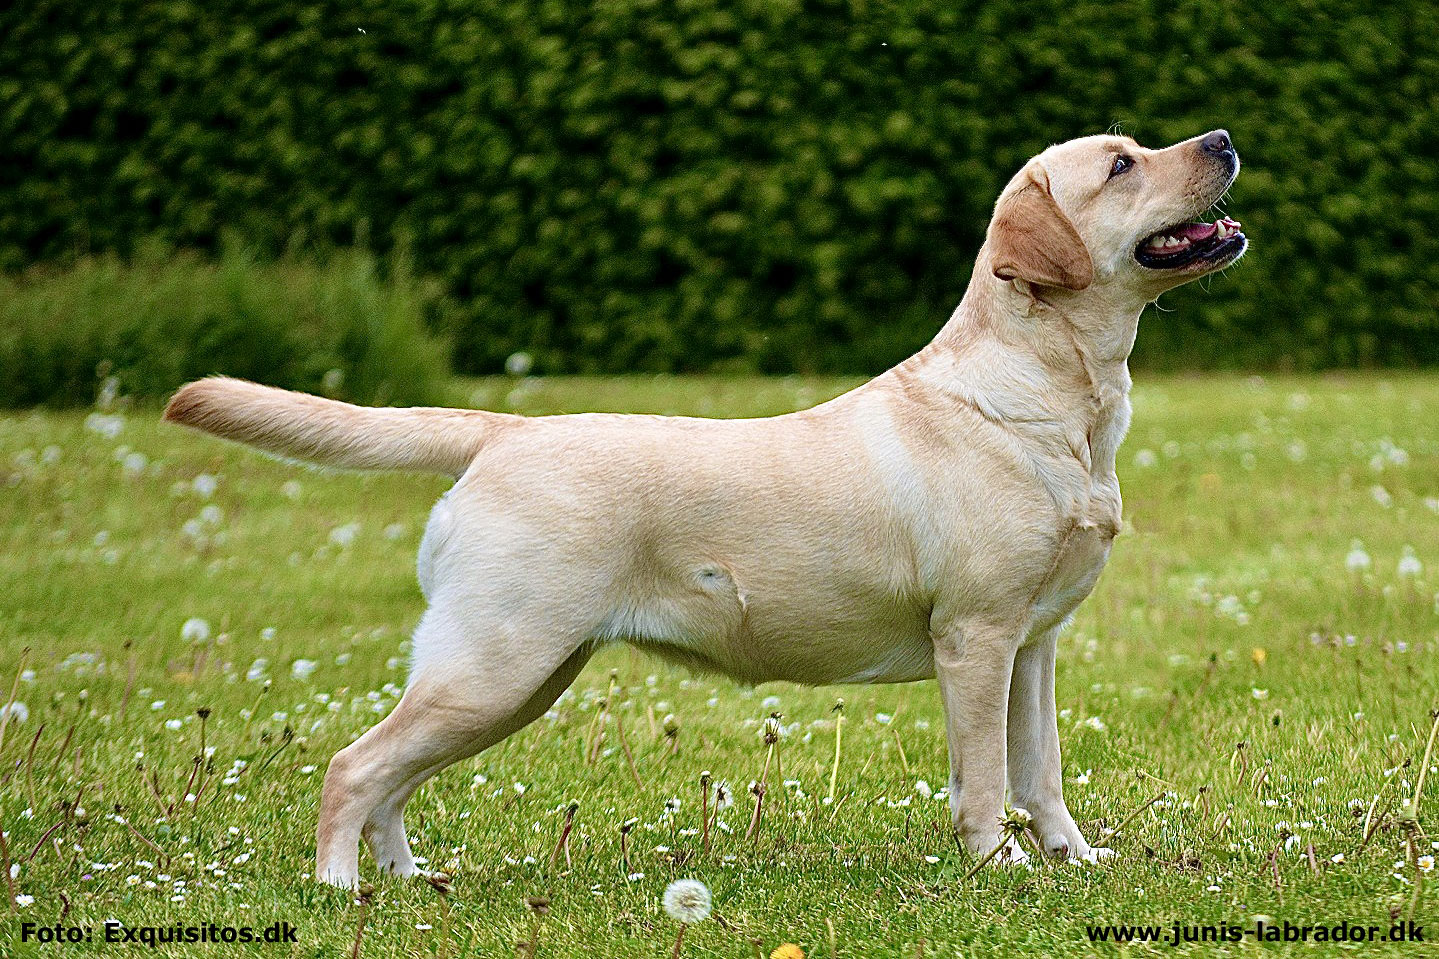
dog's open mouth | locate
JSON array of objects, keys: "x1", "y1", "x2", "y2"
[{"x1": 1135, "y1": 217, "x2": 1246, "y2": 269}]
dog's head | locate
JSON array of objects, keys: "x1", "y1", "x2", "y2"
[{"x1": 986, "y1": 130, "x2": 1246, "y2": 299}]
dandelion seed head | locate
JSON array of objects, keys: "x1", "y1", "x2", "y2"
[
  {"x1": 662, "y1": 878, "x2": 712, "y2": 924},
  {"x1": 180, "y1": 617, "x2": 211, "y2": 643}
]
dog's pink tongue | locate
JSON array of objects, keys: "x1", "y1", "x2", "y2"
[{"x1": 1172, "y1": 222, "x2": 1218, "y2": 242}]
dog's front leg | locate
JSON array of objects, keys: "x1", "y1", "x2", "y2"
[
  {"x1": 932, "y1": 618, "x2": 1027, "y2": 865},
  {"x1": 1006, "y1": 628, "x2": 1112, "y2": 861}
]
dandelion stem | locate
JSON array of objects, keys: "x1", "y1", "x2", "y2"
[
  {"x1": 548, "y1": 802, "x2": 578, "y2": 873},
  {"x1": 1356, "y1": 766, "x2": 1401, "y2": 855},
  {"x1": 521, "y1": 897, "x2": 549, "y2": 958},
  {"x1": 827, "y1": 700, "x2": 845, "y2": 802},
  {"x1": 614, "y1": 711, "x2": 645, "y2": 789},
  {"x1": 1411, "y1": 709, "x2": 1439, "y2": 814},
  {"x1": 0, "y1": 825, "x2": 16, "y2": 913},
  {"x1": 585, "y1": 672, "x2": 618, "y2": 766},
  {"x1": 25, "y1": 816, "x2": 66, "y2": 863},
  {"x1": 670, "y1": 923, "x2": 686, "y2": 959},
  {"x1": 49, "y1": 723, "x2": 76, "y2": 781},
  {"x1": 700, "y1": 773, "x2": 711, "y2": 855},
  {"x1": 118, "y1": 643, "x2": 137, "y2": 722},
  {"x1": 0, "y1": 647, "x2": 30, "y2": 759},
  {"x1": 960, "y1": 835, "x2": 1010, "y2": 881},
  {"x1": 349, "y1": 883, "x2": 374, "y2": 959},
  {"x1": 24, "y1": 724, "x2": 44, "y2": 811},
  {"x1": 115, "y1": 806, "x2": 167, "y2": 862},
  {"x1": 1101, "y1": 790, "x2": 1166, "y2": 847},
  {"x1": 892, "y1": 728, "x2": 910, "y2": 779},
  {"x1": 746, "y1": 781, "x2": 766, "y2": 845}
]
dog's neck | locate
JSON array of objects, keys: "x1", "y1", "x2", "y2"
[{"x1": 893, "y1": 250, "x2": 1144, "y2": 529}]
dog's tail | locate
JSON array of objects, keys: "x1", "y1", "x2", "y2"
[{"x1": 163, "y1": 377, "x2": 506, "y2": 477}]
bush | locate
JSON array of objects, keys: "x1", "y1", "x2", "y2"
[
  {"x1": 1, "y1": 1, "x2": 1437, "y2": 373},
  {"x1": 0, "y1": 247, "x2": 455, "y2": 407}
]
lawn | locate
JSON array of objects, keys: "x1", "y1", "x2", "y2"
[{"x1": 1, "y1": 374, "x2": 1436, "y2": 957}]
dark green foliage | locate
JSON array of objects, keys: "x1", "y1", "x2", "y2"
[
  {"x1": 2, "y1": 0, "x2": 1436, "y2": 374},
  {"x1": 0, "y1": 247, "x2": 454, "y2": 407}
]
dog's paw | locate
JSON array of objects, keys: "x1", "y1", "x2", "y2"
[{"x1": 317, "y1": 867, "x2": 363, "y2": 890}]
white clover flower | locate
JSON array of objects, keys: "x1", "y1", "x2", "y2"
[
  {"x1": 662, "y1": 879, "x2": 712, "y2": 924},
  {"x1": 914, "y1": 779, "x2": 933, "y2": 800},
  {"x1": 1082, "y1": 715, "x2": 1107, "y2": 731},
  {"x1": 1133, "y1": 448, "x2": 1157, "y2": 468},
  {"x1": 191, "y1": 474, "x2": 217, "y2": 498},
  {"x1": 180, "y1": 618, "x2": 211, "y2": 643},
  {"x1": 1075, "y1": 769, "x2": 1092, "y2": 786},
  {"x1": 290, "y1": 659, "x2": 318, "y2": 680}
]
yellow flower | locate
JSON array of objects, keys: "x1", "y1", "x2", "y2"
[
  {"x1": 771, "y1": 945, "x2": 805, "y2": 959},
  {"x1": 1251, "y1": 647, "x2": 1267, "y2": 667}
]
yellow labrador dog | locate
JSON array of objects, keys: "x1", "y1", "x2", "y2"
[{"x1": 165, "y1": 130, "x2": 1244, "y2": 887}]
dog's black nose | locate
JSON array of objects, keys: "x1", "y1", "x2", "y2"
[{"x1": 1200, "y1": 130, "x2": 1234, "y2": 158}]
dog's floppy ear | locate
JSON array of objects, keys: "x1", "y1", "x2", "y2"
[{"x1": 989, "y1": 165, "x2": 1094, "y2": 291}]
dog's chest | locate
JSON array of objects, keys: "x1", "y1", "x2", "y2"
[{"x1": 1028, "y1": 520, "x2": 1113, "y2": 633}]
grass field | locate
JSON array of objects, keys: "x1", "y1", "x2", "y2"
[{"x1": 2, "y1": 374, "x2": 1437, "y2": 957}]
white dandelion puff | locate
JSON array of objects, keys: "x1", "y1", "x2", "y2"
[
  {"x1": 1345, "y1": 541, "x2": 1372, "y2": 572},
  {"x1": 1398, "y1": 548, "x2": 1422, "y2": 578},
  {"x1": 180, "y1": 618, "x2": 211, "y2": 643},
  {"x1": 662, "y1": 879, "x2": 712, "y2": 924}
]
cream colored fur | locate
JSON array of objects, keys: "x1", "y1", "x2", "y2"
[{"x1": 164, "y1": 130, "x2": 1245, "y2": 887}]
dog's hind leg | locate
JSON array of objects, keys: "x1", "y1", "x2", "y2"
[
  {"x1": 359, "y1": 642, "x2": 594, "y2": 878},
  {"x1": 315, "y1": 605, "x2": 593, "y2": 888}
]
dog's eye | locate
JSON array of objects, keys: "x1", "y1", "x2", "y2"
[{"x1": 1109, "y1": 154, "x2": 1134, "y2": 179}]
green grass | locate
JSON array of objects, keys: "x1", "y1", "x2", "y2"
[
  {"x1": 1, "y1": 374, "x2": 1437, "y2": 957},
  {"x1": 0, "y1": 248, "x2": 454, "y2": 408}
]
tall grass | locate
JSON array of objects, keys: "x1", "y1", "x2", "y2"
[{"x1": 0, "y1": 247, "x2": 455, "y2": 407}]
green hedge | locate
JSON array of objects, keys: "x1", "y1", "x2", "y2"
[
  {"x1": 2, "y1": 0, "x2": 1436, "y2": 374},
  {"x1": 0, "y1": 248, "x2": 454, "y2": 407}
]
